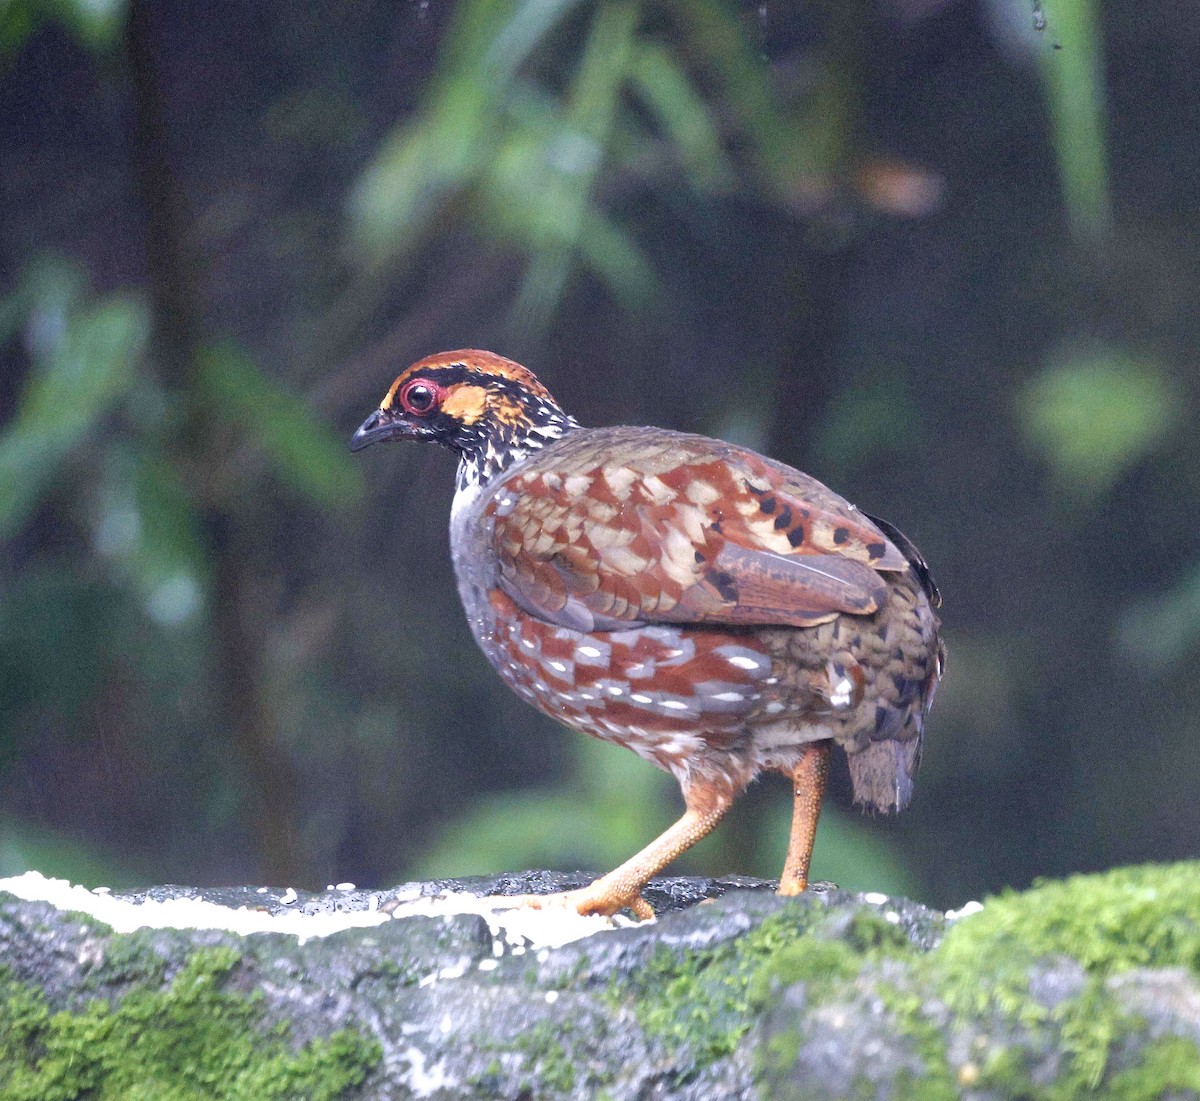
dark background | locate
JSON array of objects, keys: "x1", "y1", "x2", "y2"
[{"x1": 1, "y1": 0, "x2": 1196, "y2": 910}]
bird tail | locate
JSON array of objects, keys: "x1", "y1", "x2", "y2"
[
  {"x1": 848, "y1": 734, "x2": 922, "y2": 813},
  {"x1": 850, "y1": 628, "x2": 943, "y2": 812}
]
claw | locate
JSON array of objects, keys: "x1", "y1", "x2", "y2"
[{"x1": 486, "y1": 886, "x2": 654, "y2": 921}]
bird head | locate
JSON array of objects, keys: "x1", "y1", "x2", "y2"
[{"x1": 351, "y1": 349, "x2": 578, "y2": 487}]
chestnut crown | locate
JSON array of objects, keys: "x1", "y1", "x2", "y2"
[{"x1": 351, "y1": 349, "x2": 578, "y2": 487}]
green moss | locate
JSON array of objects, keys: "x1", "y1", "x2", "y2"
[
  {"x1": 1107, "y1": 1036, "x2": 1200, "y2": 1099},
  {"x1": 967, "y1": 1003, "x2": 1196, "y2": 1101},
  {"x1": 618, "y1": 901, "x2": 917, "y2": 1068},
  {"x1": 602, "y1": 864, "x2": 1200, "y2": 1093},
  {"x1": 925, "y1": 861, "x2": 1200, "y2": 1098},
  {"x1": 761, "y1": 1028, "x2": 803, "y2": 1078},
  {"x1": 513, "y1": 1022, "x2": 577, "y2": 1094},
  {"x1": 840, "y1": 909, "x2": 916, "y2": 955},
  {"x1": 746, "y1": 937, "x2": 859, "y2": 1009},
  {"x1": 753, "y1": 863, "x2": 1200, "y2": 1100},
  {"x1": 874, "y1": 983, "x2": 957, "y2": 1101},
  {"x1": 937, "y1": 862, "x2": 1200, "y2": 1000},
  {"x1": 1055, "y1": 982, "x2": 1132, "y2": 1093},
  {"x1": 353, "y1": 957, "x2": 410, "y2": 986},
  {"x1": 977, "y1": 1044, "x2": 1028, "y2": 1090},
  {"x1": 0, "y1": 947, "x2": 381, "y2": 1101},
  {"x1": 474, "y1": 1017, "x2": 618, "y2": 1098},
  {"x1": 621, "y1": 908, "x2": 814, "y2": 1064},
  {"x1": 77, "y1": 931, "x2": 170, "y2": 993}
]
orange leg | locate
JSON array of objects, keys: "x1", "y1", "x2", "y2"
[
  {"x1": 778, "y1": 742, "x2": 830, "y2": 896},
  {"x1": 491, "y1": 778, "x2": 734, "y2": 920}
]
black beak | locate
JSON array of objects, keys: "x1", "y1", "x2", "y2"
[{"x1": 350, "y1": 408, "x2": 408, "y2": 452}]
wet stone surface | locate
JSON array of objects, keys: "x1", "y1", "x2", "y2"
[{"x1": 2, "y1": 866, "x2": 1200, "y2": 1099}]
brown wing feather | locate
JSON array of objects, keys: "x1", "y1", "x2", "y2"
[{"x1": 486, "y1": 426, "x2": 908, "y2": 632}]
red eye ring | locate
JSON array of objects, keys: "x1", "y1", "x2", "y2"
[{"x1": 398, "y1": 378, "x2": 444, "y2": 416}]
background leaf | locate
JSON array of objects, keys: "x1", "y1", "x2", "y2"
[
  {"x1": 196, "y1": 344, "x2": 363, "y2": 510},
  {"x1": 0, "y1": 271, "x2": 148, "y2": 537},
  {"x1": 1037, "y1": 0, "x2": 1111, "y2": 243},
  {"x1": 1019, "y1": 346, "x2": 1181, "y2": 500}
]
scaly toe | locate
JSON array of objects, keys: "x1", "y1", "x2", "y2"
[
  {"x1": 569, "y1": 884, "x2": 655, "y2": 920},
  {"x1": 485, "y1": 887, "x2": 654, "y2": 921}
]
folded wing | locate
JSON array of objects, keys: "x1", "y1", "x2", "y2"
[{"x1": 486, "y1": 427, "x2": 912, "y2": 633}]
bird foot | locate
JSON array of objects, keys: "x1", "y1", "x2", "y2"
[
  {"x1": 486, "y1": 883, "x2": 655, "y2": 921},
  {"x1": 776, "y1": 877, "x2": 835, "y2": 897}
]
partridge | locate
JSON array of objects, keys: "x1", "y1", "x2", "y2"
[{"x1": 352, "y1": 350, "x2": 943, "y2": 919}]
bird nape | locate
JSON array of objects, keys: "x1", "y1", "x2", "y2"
[{"x1": 352, "y1": 349, "x2": 943, "y2": 919}]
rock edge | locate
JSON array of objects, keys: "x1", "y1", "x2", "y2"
[{"x1": 2, "y1": 864, "x2": 1200, "y2": 1099}]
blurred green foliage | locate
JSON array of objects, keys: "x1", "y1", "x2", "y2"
[
  {"x1": 0, "y1": 254, "x2": 364, "y2": 887},
  {"x1": 0, "y1": 261, "x2": 207, "y2": 628},
  {"x1": 1019, "y1": 346, "x2": 1181, "y2": 502},
  {"x1": 0, "y1": 262, "x2": 359, "y2": 625},
  {"x1": 0, "y1": 818, "x2": 135, "y2": 887},
  {"x1": 197, "y1": 344, "x2": 363, "y2": 512},
  {"x1": 1117, "y1": 562, "x2": 1200, "y2": 671},
  {"x1": 0, "y1": 261, "x2": 149, "y2": 537},
  {"x1": 0, "y1": 0, "x2": 126, "y2": 57},
  {"x1": 1037, "y1": 0, "x2": 1111, "y2": 243},
  {"x1": 814, "y1": 374, "x2": 922, "y2": 479},
  {"x1": 349, "y1": 0, "x2": 657, "y2": 323},
  {"x1": 349, "y1": 0, "x2": 837, "y2": 336},
  {"x1": 415, "y1": 736, "x2": 669, "y2": 878}
]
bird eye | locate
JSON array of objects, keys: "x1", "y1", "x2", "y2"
[{"x1": 399, "y1": 380, "x2": 442, "y2": 415}]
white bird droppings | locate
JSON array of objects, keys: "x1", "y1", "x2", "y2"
[
  {"x1": 0, "y1": 872, "x2": 389, "y2": 945},
  {"x1": 401, "y1": 1045, "x2": 457, "y2": 1098},
  {"x1": 0, "y1": 871, "x2": 648, "y2": 951}
]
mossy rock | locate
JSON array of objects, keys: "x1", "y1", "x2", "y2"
[{"x1": 0, "y1": 864, "x2": 1198, "y2": 1099}]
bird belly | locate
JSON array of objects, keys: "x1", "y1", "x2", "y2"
[
  {"x1": 458, "y1": 563, "x2": 940, "y2": 806},
  {"x1": 473, "y1": 589, "x2": 779, "y2": 780}
]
